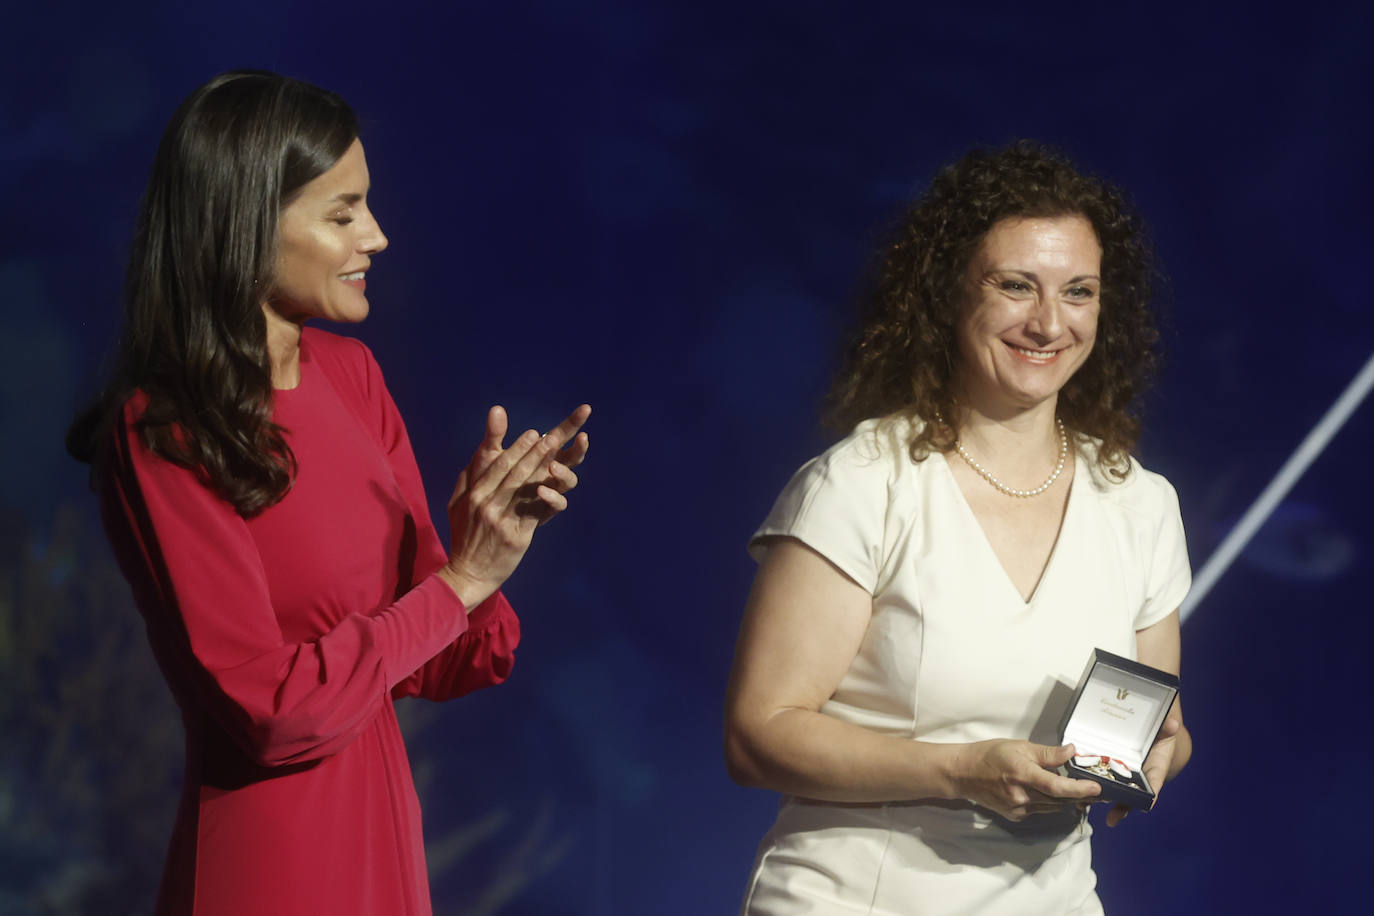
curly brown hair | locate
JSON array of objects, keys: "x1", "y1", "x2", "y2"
[{"x1": 826, "y1": 141, "x2": 1160, "y2": 479}]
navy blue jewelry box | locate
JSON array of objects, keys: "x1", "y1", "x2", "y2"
[{"x1": 1057, "y1": 648, "x2": 1180, "y2": 810}]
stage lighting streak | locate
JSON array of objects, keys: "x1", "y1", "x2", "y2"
[{"x1": 1180, "y1": 350, "x2": 1374, "y2": 622}]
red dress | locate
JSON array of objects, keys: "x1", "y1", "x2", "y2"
[{"x1": 100, "y1": 328, "x2": 520, "y2": 915}]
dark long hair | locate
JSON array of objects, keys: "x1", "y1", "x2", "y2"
[
  {"x1": 67, "y1": 70, "x2": 359, "y2": 516},
  {"x1": 826, "y1": 141, "x2": 1160, "y2": 478}
]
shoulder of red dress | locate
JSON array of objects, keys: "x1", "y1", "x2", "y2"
[
  {"x1": 300, "y1": 327, "x2": 379, "y2": 378},
  {"x1": 302, "y1": 326, "x2": 368, "y2": 357},
  {"x1": 121, "y1": 388, "x2": 151, "y2": 419}
]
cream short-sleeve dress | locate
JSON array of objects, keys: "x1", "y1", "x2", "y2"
[{"x1": 739, "y1": 417, "x2": 1191, "y2": 916}]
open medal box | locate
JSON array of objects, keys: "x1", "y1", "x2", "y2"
[{"x1": 1057, "y1": 648, "x2": 1179, "y2": 809}]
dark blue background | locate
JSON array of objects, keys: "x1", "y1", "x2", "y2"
[{"x1": 4, "y1": 3, "x2": 1371, "y2": 913}]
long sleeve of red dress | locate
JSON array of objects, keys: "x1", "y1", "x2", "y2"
[{"x1": 99, "y1": 328, "x2": 519, "y2": 916}]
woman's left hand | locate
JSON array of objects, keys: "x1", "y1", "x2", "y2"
[
  {"x1": 452, "y1": 404, "x2": 591, "y2": 526},
  {"x1": 1103, "y1": 711, "x2": 1179, "y2": 827},
  {"x1": 1104, "y1": 610, "x2": 1192, "y2": 827}
]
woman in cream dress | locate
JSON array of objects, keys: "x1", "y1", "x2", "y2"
[{"x1": 724, "y1": 143, "x2": 1192, "y2": 915}]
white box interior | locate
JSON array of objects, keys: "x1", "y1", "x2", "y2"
[{"x1": 1062, "y1": 661, "x2": 1175, "y2": 786}]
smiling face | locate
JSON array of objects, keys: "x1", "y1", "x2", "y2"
[
  {"x1": 954, "y1": 214, "x2": 1102, "y2": 416},
  {"x1": 269, "y1": 138, "x2": 387, "y2": 326}
]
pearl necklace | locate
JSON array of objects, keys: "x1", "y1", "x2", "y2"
[{"x1": 954, "y1": 419, "x2": 1068, "y2": 498}]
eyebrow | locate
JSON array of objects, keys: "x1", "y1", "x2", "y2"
[
  {"x1": 329, "y1": 192, "x2": 364, "y2": 205},
  {"x1": 988, "y1": 269, "x2": 1101, "y2": 283}
]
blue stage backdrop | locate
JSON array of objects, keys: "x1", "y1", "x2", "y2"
[{"x1": 4, "y1": 3, "x2": 1372, "y2": 913}]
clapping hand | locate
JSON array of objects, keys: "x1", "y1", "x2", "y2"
[
  {"x1": 450, "y1": 405, "x2": 589, "y2": 522},
  {"x1": 438, "y1": 404, "x2": 591, "y2": 608}
]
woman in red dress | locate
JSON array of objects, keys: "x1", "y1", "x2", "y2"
[{"x1": 67, "y1": 70, "x2": 590, "y2": 915}]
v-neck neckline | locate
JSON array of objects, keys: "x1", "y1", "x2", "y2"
[{"x1": 936, "y1": 449, "x2": 1081, "y2": 607}]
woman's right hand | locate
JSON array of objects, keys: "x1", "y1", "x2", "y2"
[
  {"x1": 438, "y1": 404, "x2": 591, "y2": 608},
  {"x1": 951, "y1": 740, "x2": 1100, "y2": 821}
]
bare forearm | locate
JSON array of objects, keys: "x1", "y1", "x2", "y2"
[
  {"x1": 723, "y1": 543, "x2": 1098, "y2": 819},
  {"x1": 1167, "y1": 723, "x2": 1193, "y2": 782},
  {"x1": 434, "y1": 564, "x2": 493, "y2": 612},
  {"x1": 725, "y1": 706, "x2": 961, "y2": 804}
]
